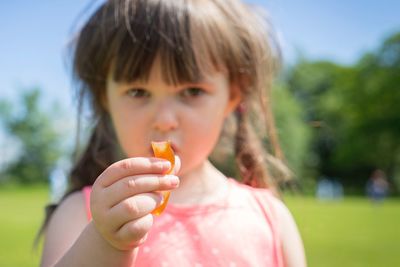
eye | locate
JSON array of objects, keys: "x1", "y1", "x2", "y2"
[
  {"x1": 126, "y1": 88, "x2": 151, "y2": 98},
  {"x1": 179, "y1": 87, "x2": 206, "y2": 98}
]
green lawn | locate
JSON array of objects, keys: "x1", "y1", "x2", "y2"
[
  {"x1": 0, "y1": 186, "x2": 399, "y2": 267},
  {"x1": 0, "y1": 185, "x2": 48, "y2": 267},
  {"x1": 285, "y1": 196, "x2": 400, "y2": 267}
]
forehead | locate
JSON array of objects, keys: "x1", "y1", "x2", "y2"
[
  {"x1": 110, "y1": 55, "x2": 229, "y2": 90},
  {"x1": 110, "y1": 47, "x2": 225, "y2": 85}
]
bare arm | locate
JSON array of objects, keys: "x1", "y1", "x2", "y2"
[
  {"x1": 274, "y1": 198, "x2": 307, "y2": 267},
  {"x1": 40, "y1": 192, "x2": 136, "y2": 267},
  {"x1": 40, "y1": 157, "x2": 180, "y2": 267}
]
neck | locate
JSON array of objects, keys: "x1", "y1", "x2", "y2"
[{"x1": 169, "y1": 160, "x2": 229, "y2": 205}]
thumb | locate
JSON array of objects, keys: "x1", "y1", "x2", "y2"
[{"x1": 172, "y1": 155, "x2": 181, "y2": 175}]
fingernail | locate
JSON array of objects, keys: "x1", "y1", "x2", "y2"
[
  {"x1": 156, "y1": 160, "x2": 171, "y2": 170},
  {"x1": 168, "y1": 175, "x2": 179, "y2": 187}
]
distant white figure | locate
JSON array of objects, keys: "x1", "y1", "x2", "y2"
[
  {"x1": 316, "y1": 176, "x2": 343, "y2": 201},
  {"x1": 332, "y1": 180, "x2": 343, "y2": 199}
]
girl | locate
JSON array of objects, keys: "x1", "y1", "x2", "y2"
[{"x1": 40, "y1": 0, "x2": 306, "y2": 266}]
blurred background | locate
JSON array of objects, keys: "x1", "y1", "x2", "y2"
[{"x1": 0, "y1": 1, "x2": 399, "y2": 266}]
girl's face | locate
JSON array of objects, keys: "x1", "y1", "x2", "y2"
[{"x1": 105, "y1": 58, "x2": 240, "y2": 175}]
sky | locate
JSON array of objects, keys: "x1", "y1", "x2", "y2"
[
  {"x1": 0, "y1": 0, "x2": 399, "y2": 167},
  {"x1": 1, "y1": 0, "x2": 399, "y2": 107}
]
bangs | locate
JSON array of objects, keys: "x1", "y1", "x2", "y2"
[
  {"x1": 111, "y1": 0, "x2": 201, "y2": 85},
  {"x1": 99, "y1": 0, "x2": 203, "y2": 84},
  {"x1": 102, "y1": 0, "x2": 245, "y2": 85},
  {"x1": 74, "y1": 0, "x2": 276, "y2": 98}
]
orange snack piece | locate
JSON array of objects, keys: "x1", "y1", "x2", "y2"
[{"x1": 151, "y1": 141, "x2": 175, "y2": 215}]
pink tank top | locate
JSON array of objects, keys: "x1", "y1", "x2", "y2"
[{"x1": 82, "y1": 179, "x2": 284, "y2": 267}]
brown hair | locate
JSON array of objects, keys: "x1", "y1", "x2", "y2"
[{"x1": 39, "y1": 0, "x2": 290, "y2": 237}]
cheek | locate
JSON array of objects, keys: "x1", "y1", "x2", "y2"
[
  {"x1": 192, "y1": 113, "x2": 224, "y2": 140},
  {"x1": 189, "y1": 98, "x2": 228, "y2": 148},
  {"x1": 180, "y1": 109, "x2": 226, "y2": 171},
  {"x1": 109, "y1": 106, "x2": 149, "y2": 157}
]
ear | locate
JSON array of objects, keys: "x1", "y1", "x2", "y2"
[{"x1": 224, "y1": 84, "x2": 242, "y2": 117}]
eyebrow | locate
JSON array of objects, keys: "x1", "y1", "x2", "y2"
[{"x1": 117, "y1": 74, "x2": 210, "y2": 86}]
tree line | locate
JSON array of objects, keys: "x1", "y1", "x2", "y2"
[
  {"x1": 276, "y1": 31, "x2": 400, "y2": 195},
  {"x1": 1, "y1": 31, "x2": 399, "y2": 195}
]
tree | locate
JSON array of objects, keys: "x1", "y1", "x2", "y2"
[
  {"x1": 283, "y1": 31, "x2": 400, "y2": 194},
  {"x1": 271, "y1": 83, "x2": 313, "y2": 189},
  {"x1": 333, "y1": 31, "x2": 400, "y2": 192},
  {"x1": 0, "y1": 88, "x2": 66, "y2": 184}
]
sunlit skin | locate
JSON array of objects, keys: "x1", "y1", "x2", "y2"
[
  {"x1": 40, "y1": 1, "x2": 307, "y2": 264},
  {"x1": 105, "y1": 57, "x2": 241, "y2": 205},
  {"x1": 40, "y1": 58, "x2": 306, "y2": 267}
]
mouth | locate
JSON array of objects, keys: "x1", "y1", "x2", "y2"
[{"x1": 149, "y1": 140, "x2": 179, "y2": 154}]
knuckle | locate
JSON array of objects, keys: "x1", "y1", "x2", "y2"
[
  {"x1": 123, "y1": 178, "x2": 137, "y2": 190},
  {"x1": 119, "y1": 159, "x2": 134, "y2": 171},
  {"x1": 157, "y1": 176, "x2": 163, "y2": 187},
  {"x1": 123, "y1": 198, "x2": 141, "y2": 215}
]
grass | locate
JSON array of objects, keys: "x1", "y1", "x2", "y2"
[
  {"x1": 284, "y1": 196, "x2": 400, "y2": 267},
  {"x1": 0, "y1": 186, "x2": 399, "y2": 267},
  {"x1": 0, "y1": 185, "x2": 48, "y2": 267}
]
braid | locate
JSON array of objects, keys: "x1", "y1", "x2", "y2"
[
  {"x1": 234, "y1": 104, "x2": 271, "y2": 188},
  {"x1": 234, "y1": 100, "x2": 291, "y2": 195}
]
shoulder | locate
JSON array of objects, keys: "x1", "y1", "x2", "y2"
[
  {"x1": 59, "y1": 190, "x2": 86, "y2": 210},
  {"x1": 52, "y1": 191, "x2": 88, "y2": 225},
  {"x1": 264, "y1": 194, "x2": 292, "y2": 222},
  {"x1": 229, "y1": 180, "x2": 307, "y2": 267},
  {"x1": 268, "y1": 196, "x2": 307, "y2": 267},
  {"x1": 229, "y1": 179, "x2": 280, "y2": 214},
  {"x1": 44, "y1": 190, "x2": 88, "y2": 238},
  {"x1": 232, "y1": 180, "x2": 296, "y2": 228},
  {"x1": 41, "y1": 191, "x2": 88, "y2": 266}
]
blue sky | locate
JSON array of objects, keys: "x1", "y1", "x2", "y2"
[{"x1": 0, "y1": 0, "x2": 399, "y2": 107}]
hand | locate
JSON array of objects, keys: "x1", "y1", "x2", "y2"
[{"x1": 90, "y1": 156, "x2": 180, "y2": 251}]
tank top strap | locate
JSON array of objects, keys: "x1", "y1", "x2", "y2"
[{"x1": 82, "y1": 186, "x2": 93, "y2": 221}]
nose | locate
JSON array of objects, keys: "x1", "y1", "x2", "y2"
[{"x1": 152, "y1": 99, "x2": 179, "y2": 133}]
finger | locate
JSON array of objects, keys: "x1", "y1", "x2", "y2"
[
  {"x1": 115, "y1": 213, "x2": 154, "y2": 249},
  {"x1": 103, "y1": 174, "x2": 179, "y2": 208},
  {"x1": 96, "y1": 157, "x2": 171, "y2": 188},
  {"x1": 107, "y1": 193, "x2": 162, "y2": 230},
  {"x1": 171, "y1": 155, "x2": 181, "y2": 175}
]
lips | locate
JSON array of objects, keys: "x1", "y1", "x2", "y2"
[
  {"x1": 149, "y1": 140, "x2": 179, "y2": 154},
  {"x1": 169, "y1": 142, "x2": 179, "y2": 153}
]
